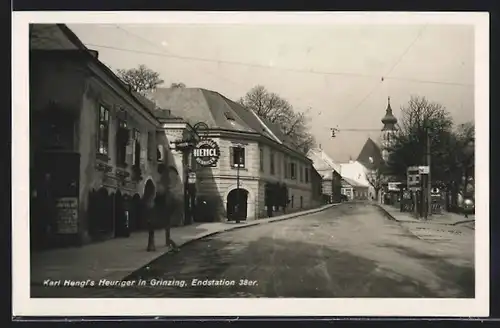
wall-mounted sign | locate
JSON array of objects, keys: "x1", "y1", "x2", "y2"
[
  {"x1": 55, "y1": 197, "x2": 78, "y2": 234},
  {"x1": 188, "y1": 172, "x2": 197, "y2": 184},
  {"x1": 407, "y1": 166, "x2": 421, "y2": 190},
  {"x1": 388, "y1": 182, "x2": 401, "y2": 191},
  {"x1": 418, "y1": 165, "x2": 430, "y2": 174},
  {"x1": 193, "y1": 139, "x2": 220, "y2": 167}
]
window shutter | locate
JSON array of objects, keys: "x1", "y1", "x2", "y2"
[
  {"x1": 147, "y1": 132, "x2": 155, "y2": 160},
  {"x1": 132, "y1": 141, "x2": 137, "y2": 165},
  {"x1": 125, "y1": 143, "x2": 133, "y2": 165},
  {"x1": 230, "y1": 147, "x2": 235, "y2": 168}
]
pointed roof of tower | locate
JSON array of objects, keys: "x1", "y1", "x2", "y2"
[
  {"x1": 356, "y1": 137, "x2": 384, "y2": 170},
  {"x1": 381, "y1": 96, "x2": 397, "y2": 131}
]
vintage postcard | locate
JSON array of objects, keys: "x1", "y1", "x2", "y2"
[{"x1": 12, "y1": 11, "x2": 489, "y2": 317}]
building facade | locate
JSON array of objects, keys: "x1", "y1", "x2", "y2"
[
  {"x1": 310, "y1": 167, "x2": 324, "y2": 206},
  {"x1": 149, "y1": 87, "x2": 317, "y2": 221},
  {"x1": 30, "y1": 24, "x2": 175, "y2": 249},
  {"x1": 341, "y1": 177, "x2": 369, "y2": 200},
  {"x1": 307, "y1": 147, "x2": 342, "y2": 203}
]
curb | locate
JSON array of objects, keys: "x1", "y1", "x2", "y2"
[
  {"x1": 175, "y1": 203, "x2": 339, "y2": 249},
  {"x1": 452, "y1": 219, "x2": 475, "y2": 226},
  {"x1": 375, "y1": 204, "x2": 475, "y2": 227},
  {"x1": 122, "y1": 203, "x2": 341, "y2": 280}
]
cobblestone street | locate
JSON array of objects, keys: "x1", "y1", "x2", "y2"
[{"x1": 32, "y1": 203, "x2": 475, "y2": 298}]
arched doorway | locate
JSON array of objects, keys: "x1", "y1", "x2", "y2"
[
  {"x1": 113, "y1": 190, "x2": 127, "y2": 237},
  {"x1": 143, "y1": 179, "x2": 156, "y2": 227},
  {"x1": 87, "y1": 189, "x2": 98, "y2": 238},
  {"x1": 227, "y1": 188, "x2": 249, "y2": 221},
  {"x1": 91, "y1": 188, "x2": 113, "y2": 239},
  {"x1": 130, "y1": 193, "x2": 142, "y2": 231}
]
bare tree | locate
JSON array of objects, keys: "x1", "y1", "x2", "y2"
[
  {"x1": 454, "y1": 122, "x2": 475, "y2": 196},
  {"x1": 366, "y1": 167, "x2": 388, "y2": 201},
  {"x1": 116, "y1": 64, "x2": 164, "y2": 95},
  {"x1": 386, "y1": 95, "x2": 475, "y2": 211},
  {"x1": 239, "y1": 85, "x2": 316, "y2": 153},
  {"x1": 171, "y1": 82, "x2": 186, "y2": 88}
]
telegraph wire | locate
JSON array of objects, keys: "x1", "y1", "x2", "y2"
[
  {"x1": 108, "y1": 25, "x2": 248, "y2": 88},
  {"x1": 84, "y1": 43, "x2": 473, "y2": 88},
  {"x1": 334, "y1": 25, "x2": 429, "y2": 130}
]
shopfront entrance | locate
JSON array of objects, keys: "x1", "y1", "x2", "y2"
[{"x1": 226, "y1": 188, "x2": 248, "y2": 221}]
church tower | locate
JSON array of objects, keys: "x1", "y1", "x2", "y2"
[{"x1": 380, "y1": 96, "x2": 398, "y2": 162}]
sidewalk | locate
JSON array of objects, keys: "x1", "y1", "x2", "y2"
[
  {"x1": 377, "y1": 203, "x2": 475, "y2": 226},
  {"x1": 31, "y1": 203, "x2": 338, "y2": 284}
]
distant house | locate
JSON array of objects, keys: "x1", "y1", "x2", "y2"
[
  {"x1": 310, "y1": 167, "x2": 324, "y2": 206},
  {"x1": 307, "y1": 148, "x2": 342, "y2": 203},
  {"x1": 340, "y1": 137, "x2": 388, "y2": 200},
  {"x1": 341, "y1": 177, "x2": 369, "y2": 200}
]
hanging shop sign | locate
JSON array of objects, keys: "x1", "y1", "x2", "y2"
[
  {"x1": 54, "y1": 197, "x2": 79, "y2": 234},
  {"x1": 193, "y1": 139, "x2": 220, "y2": 167}
]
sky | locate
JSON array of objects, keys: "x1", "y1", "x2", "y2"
[{"x1": 68, "y1": 23, "x2": 475, "y2": 162}]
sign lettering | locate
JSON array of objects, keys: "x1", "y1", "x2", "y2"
[
  {"x1": 193, "y1": 139, "x2": 220, "y2": 167},
  {"x1": 55, "y1": 197, "x2": 78, "y2": 234}
]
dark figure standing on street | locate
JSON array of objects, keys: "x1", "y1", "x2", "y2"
[{"x1": 267, "y1": 205, "x2": 273, "y2": 218}]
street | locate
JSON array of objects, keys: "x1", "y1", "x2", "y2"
[{"x1": 32, "y1": 203, "x2": 475, "y2": 298}]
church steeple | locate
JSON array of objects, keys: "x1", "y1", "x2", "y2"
[{"x1": 381, "y1": 96, "x2": 397, "y2": 131}]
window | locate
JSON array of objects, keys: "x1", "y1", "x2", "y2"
[
  {"x1": 116, "y1": 119, "x2": 129, "y2": 166},
  {"x1": 299, "y1": 165, "x2": 303, "y2": 182},
  {"x1": 132, "y1": 129, "x2": 141, "y2": 166},
  {"x1": 230, "y1": 146, "x2": 245, "y2": 168},
  {"x1": 276, "y1": 154, "x2": 281, "y2": 177},
  {"x1": 270, "y1": 151, "x2": 275, "y2": 175},
  {"x1": 284, "y1": 157, "x2": 289, "y2": 178},
  {"x1": 259, "y1": 148, "x2": 264, "y2": 172},
  {"x1": 147, "y1": 132, "x2": 155, "y2": 161},
  {"x1": 305, "y1": 167, "x2": 310, "y2": 183},
  {"x1": 290, "y1": 162, "x2": 297, "y2": 180},
  {"x1": 97, "y1": 105, "x2": 110, "y2": 156},
  {"x1": 157, "y1": 145, "x2": 165, "y2": 162}
]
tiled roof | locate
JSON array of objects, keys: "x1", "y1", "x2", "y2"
[
  {"x1": 149, "y1": 87, "x2": 303, "y2": 152},
  {"x1": 35, "y1": 24, "x2": 160, "y2": 123},
  {"x1": 30, "y1": 24, "x2": 80, "y2": 50},
  {"x1": 307, "y1": 148, "x2": 342, "y2": 174},
  {"x1": 342, "y1": 176, "x2": 368, "y2": 188}
]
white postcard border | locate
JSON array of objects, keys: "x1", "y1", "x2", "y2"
[{"x1": 12, "y1": 11, "x2": 490, "y2": 317}]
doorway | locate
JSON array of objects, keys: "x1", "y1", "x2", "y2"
[
  {"x1": 114, "y1": 190, "x2": 128, "y2": 237},
  {"x1": 226, "y1": 188, "x2": 249, "y2": 221}
]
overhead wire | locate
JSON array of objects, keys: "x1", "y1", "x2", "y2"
[
  {"x1": 107, "y1": 25, "x2": 248, "y2": 88},
  {"x1": 84, "y1": 38, "x2": 472, "y2": 87},
  {"x1": 332, "y1": 25, "x2": 430, "y2": 135}
]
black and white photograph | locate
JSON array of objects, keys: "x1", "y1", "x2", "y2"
[{"x1": 12, "y1": 12, "x2": 489, "y2": 317}]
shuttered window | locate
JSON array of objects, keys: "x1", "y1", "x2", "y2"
[
  {"x1": 97, "y1": 105, "x2": 110, "y2": 155},
  {"x1": 270, "y1": 151, "x2": 275, "y2": 175},
  {"x1": 147, "y1": 131, "x2": 155, "y2": 161},
  {"x1": 259, "y1": 148, "x2": 264, "y2": 172},
  {"x1": 116, "y1": 119, "x2": 129, "y2": 167}
]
